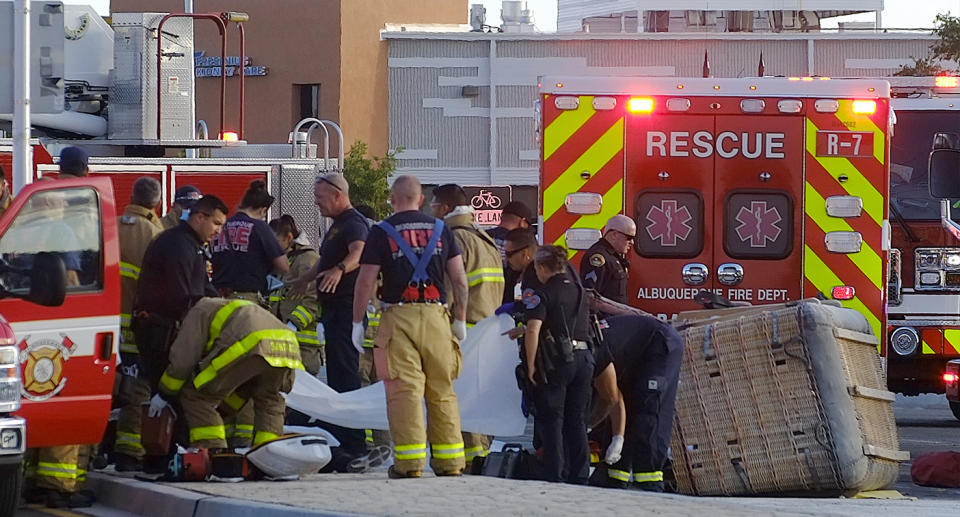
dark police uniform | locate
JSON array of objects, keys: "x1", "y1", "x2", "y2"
[
  {"x1": 318, "y1": 207, "x2": 370, "y2": 456},
  {"x1": 133, "y1": 221, "x2": 218, "y2": 387},
  {"x1": 210, "y1": 212, "x2": 286, "y2": 299},
  {"x1": 592, "y1": 314, "x2": 682, "y2": 490},
  {"x1": 524, "y1": 271, "x2": 594, "y2": 484},
  {"x1": 580, "y1": 237, "x2": 629, "y2": 304}
]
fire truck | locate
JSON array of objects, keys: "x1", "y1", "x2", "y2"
[
  {"x1": 538, "y1": 76, "x2": 891, "y2": 353},
  {"x1": 884, "y1": 76, "x2": 960, "y2": 419}
]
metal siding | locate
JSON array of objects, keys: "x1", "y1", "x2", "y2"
[
  {"x1": 815, "y1": 39, "x2": 938, "y2": 77},
  {"x1": 557, "y1": 0, "x2": 640, "y2": 32},
  {"x1": 497, "y1": 85, "x2": 537, "y2": 108},
  {"x1": 389, "y1": 38, "x2": 488, "y2": 59},
  {"x1": 497, "y1": 117, "x2": 536, "y2": 168}
]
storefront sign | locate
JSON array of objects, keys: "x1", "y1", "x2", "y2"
[
  {"x1": 464, "y1": 186, "x2": 512, "y2": 226},
  {"x1": 194, "y1": 51, "x2": 269, "y2": 78}
]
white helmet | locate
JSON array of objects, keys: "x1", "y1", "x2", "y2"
[{"x1": 245, "y1": 434, "x2": 331, "y2": 479}]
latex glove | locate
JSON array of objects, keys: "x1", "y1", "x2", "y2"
[
  {"x1": 494, "y1": 302, "x2": 515, "y2": 316},
  {"x1": 452, "y1": 319, "x2": 467, "y2": 341},
  {"x1": 147, "y1": 393, "x2": 169, "y2": 418},
  {"x1": 351, "y1": 322, "x2": 365, "y2": 354},
  {"x1": 286, "y1": 320, "x2": 298, "y2": 332},
  {"x1": 605, "y1": 435, "x2": 624, "y2": 465}
]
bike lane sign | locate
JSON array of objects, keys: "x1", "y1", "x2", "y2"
[{"x1": 464, "y1": 186, "x2": 512, "y2": 226}]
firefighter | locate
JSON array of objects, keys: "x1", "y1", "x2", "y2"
[
  {"x1": 352, "y1": 175, "x2": 469, "y2": 478},
  {"x1": 592, "y1": 314, "x2": 682, "y2": 491},
  {"x1": 210, "y1": 180, "x2": 289, "y2": 304},
  {"x1": 519, "y1": 245, "x2": 594, "y2": 484},
  {"x1": 148, "y1": 298, "x2": 304, "y2": 481},
  {"x1": 268, "y1": 214, "x2": 322, "y2": 375},
  {"x1": 579, "y1": 214, "x2": 636, "y2": 305},
  {"x1": 431, "y1": 184, "x2": 504, "y2": 463},
  {"x1": 161, "y1": 185, "x2": 203, "y2": 230},
  {"x1": 113, "y1": 177, "x2": 165, "y2": 472}
]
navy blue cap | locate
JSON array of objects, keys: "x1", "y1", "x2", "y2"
[
  {"x1": 174, "y1": 185, "x2": 203, "y2": 209},
  {"x1": 59, "y1": 146, "x2": 89, "y2": 176}
]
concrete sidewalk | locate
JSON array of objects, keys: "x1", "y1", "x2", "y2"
[{"x1": 87, "y1": 470, "x2": 960, "y2": 517}]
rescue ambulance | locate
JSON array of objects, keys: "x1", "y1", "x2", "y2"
[{"x1": 538, "y1": 76, "x2": 891, "y2": 346}]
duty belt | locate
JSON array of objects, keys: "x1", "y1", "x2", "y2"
[{"x1": 571, "y1": 340, "x2": 589, "y2": 351}]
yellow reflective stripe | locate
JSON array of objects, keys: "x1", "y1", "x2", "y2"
[
  {"x1": 296, "y1": 330, "x2": 321, "y2": 346},
  {"x1": 229, "y1": 424, "x2": 254, "y2": 438},
  {"x1": 805, "y1": 118, "x2": 883, "y2": 226},
  {"x1": 253, "y1": 431, "x2": 279, "y2": 446},
  {"x1": 543, "y1": 95, "x2": 596, "y2": 160},
  {"x1": 116, "y1": 432, "x2": 144, "y2": 450},
  {"x1": 395, "y1": 443, "x2": 428, "y2": 460},
  {"x1": 291, "y1": 305, "x2": 314, "y2": 328},
  {"x1": 194, "y1": 329, "x2": 303, "y2": 389},
  {"x1": 804, "y1": 183, "x2": 882, "y2": 291},
  {"x1": 224, "y1": 392, "x2": 247, "y2": 411},
  {"x1": 37, "y1": 461, "x2": 78, "y2": 479},
  {"x1": 190, "y1": 425, "x2": 226, "y2": 443},
  {"x1": 543, "y1": 118, "x2": 624, "y2": 220},
  {"x1": 608, "y1": 468, "x2": 631, "y2": 482},
  {"x1": 120, "y1": 313, "x2": 132, "y2": 329},
  {"x1": 467, "y1": 267, "x2": 505, "y2": 287},
  {"x1": 464, "y1": 446, "x2": 489, "y2": 459},
  {"x1": 554, "y1": 179, "x2": 624, "y2": 260},
  {"x1": 119, "y1": 342, "x2": 140, "y2": 354},
  {"x1": 834, "y1": 99, "x2": 885, "y2": 164},
  {"x1": 804, "y1": 245, "x2": 881, "y2": 339},
  {"x1": 590, "y1": 452, "x2": 600, "y2": 464},
  {"x1": 119, "y1": 261, "x2": 141, "y2": 280},
  {"x1": 431, "y1": 442, "x2": 465, "y2": 459},
  {"x1": 366, "y1": 313, "x2": 381, "y2": 326},
  {"x1": 206, "y1": 300, "x2": 255, "y2": 352},
  {"x1": 160, "y1": 371, "x2": 186, "y2": 394},
  {"x1": 634, "y1": 471, "x2": 664, "y2": 483},
  {"x1": 922, "y1": 340, "x2": 936, "y2": 354}
]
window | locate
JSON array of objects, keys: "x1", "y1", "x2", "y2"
[
  {"x1": 296, "y1": 83, "x2": 320, "y2": 122},
  {"x1": 634, "y1": 190, "x2": 703, "y2": 258},
  {"x1": 0, "y1": 187, "x2": 102, "y2": 292}
]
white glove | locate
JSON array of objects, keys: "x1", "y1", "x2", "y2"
[
  {"x1": 605, "y1": 435, "x2": 624, "y2": 465},
  {"x1": 148, "y1": 393, "x2": 169, "y2": 418},
  {"x1": 351, "y1": 322, "x2": 365, "y2": 354},
  {"x1": 286, "y1": 320, "x2": 298, "y2": 332},
  {"x1": 452, "y1": 319, "x2": 467, "y2": 341}
]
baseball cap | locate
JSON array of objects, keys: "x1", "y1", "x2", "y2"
[
  {"x1": 501, "y1": 201, "x2": 533, "y2": 224},
  {"x1": 174, "y1": 185, "x2": 203, "y2": 209},
  {"x1": 59, "y1": 146, "x2": 89, "y2": 176}
]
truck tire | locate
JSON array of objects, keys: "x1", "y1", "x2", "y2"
[
  {"x1": 951, "y1": 401, "x2": 960, "y2": 422},
  {"x1": 0, "y1": 461, "x2": 22, "y2": 517}
]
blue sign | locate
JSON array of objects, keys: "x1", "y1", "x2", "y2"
[{"x1": 194, "y1": 51, "x2": 269, "y2": 78}]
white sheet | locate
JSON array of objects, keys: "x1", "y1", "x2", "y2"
[{"x1": 285, "y1": 314, "x2": 527, "y2": 437}]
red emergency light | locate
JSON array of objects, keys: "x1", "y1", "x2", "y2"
[
  {"x1": 936, "y1": 75, "x2": 959, "y2": 88},
  {"x1": 220, "y1": 131, "x2": 239, "y2": 142},
  {"x1": 851, "y1": 100, "x2": 876, "y2": 115},
  {"x1": 831, "y1": 286, "x2": 856, "y2": 300},
  {"x1": 627, "y1": 97, "x2": 655, "y2": 114},
  {"x1": 944, "y1": 372, "x2": 959, "y2": 383}
]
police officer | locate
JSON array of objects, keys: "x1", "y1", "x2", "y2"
[
  {"x1": 352, "y1": 175, "x2": 469, "y2": 479},
  {"x1": 580, "y1": 215, "x2": 636, "y2": 304},
  {"x1": 519, "y1": 245, "x2": 594, "y2": 484},
  {"x1": 431, "y1": 184, "x2": 504, "y2": 463},
  {"x1": 161, "y1": 185, "x2": 203, "y2": 230},
  {"x1": 148, "y1": 298, "x2": 303, "y2": 481},
  {"x1": 486, "y1": 201, "x2": 533, "y2": 304},
  {"x1": 114, "y1": 177, "x2": 165, "y2": 472},
  {"x1": 591, "y1": 314, "x2": 682, "y2": 491}
]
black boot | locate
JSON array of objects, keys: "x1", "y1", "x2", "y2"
[{"x1": 114, "y1": 452, "x2": 143, "y2": 472}]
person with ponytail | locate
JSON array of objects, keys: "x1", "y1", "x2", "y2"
[
  {"x1": 269, "y1": 214, "x2": 322, "y2": 375},
  {"x1": 210, "y1": 180, "x2": 289, "y2": 303}
]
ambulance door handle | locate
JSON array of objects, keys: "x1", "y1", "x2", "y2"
[
  {"x1": 717, "y1": 263, "x2": 744, "y2": 286},
  {"x1": 682, "y1": 263, "x2": 708, "y2": 286}
]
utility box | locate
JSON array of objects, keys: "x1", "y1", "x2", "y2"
[
  {"x1": 0, "y1": 1, "x2": 65, "y2": 115},
  {"x1": 109, "y1": 12, "x2": 194, "y2": 141}
]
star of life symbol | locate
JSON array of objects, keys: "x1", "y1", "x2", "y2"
[
  {"x1": 645, "y1": 200, "x2": 693, "y2": 247},
  {"x1": 735, "y1": 201, "x2": 782, "y2": 248}
]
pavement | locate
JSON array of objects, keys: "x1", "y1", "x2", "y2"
[{"x1": 57, "y1": 394, "x2": 960, "y2": 517}]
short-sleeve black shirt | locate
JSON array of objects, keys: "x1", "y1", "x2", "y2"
[
  {"x1": 210, "y1": 212, "x2": 286, "y2": 294},
  {"x1": 523, "y1": 272, "x2": 591, "y2": 343},
  {"x1": 317, "y1": 208, "x2": 370, "y2": 304},
  {"x1": 360, "y1": 210, "x2": 461, "y2": 304}
]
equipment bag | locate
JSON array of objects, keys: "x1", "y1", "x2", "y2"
[
  {"x1": 478, "y1": 443, "x2": 534, "y2": 479},
  {"x1": 911, "y1": 451, "x2": 960, "y2": 488},
  {"x1": 378, "y1": 219, "x2": 444, "y2": 302}
]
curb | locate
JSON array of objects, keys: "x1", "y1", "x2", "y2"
[{"x1": 86, "y1": 472, "x2": 374, "y2": 517}]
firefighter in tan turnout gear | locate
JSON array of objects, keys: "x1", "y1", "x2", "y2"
[
  {"x1": 149, "y1": 298, "x2": 304, "y2": 480},
  {"x1": 353, "y1": 175, "x2": 470, "y2": 478},
  {"x1": 430, "y1": 184, "x2": 504, "y2": 463},
  {"x1": 114, "y1": 177, "x2": 165, "y2": 471}
]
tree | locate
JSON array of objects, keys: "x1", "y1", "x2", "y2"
[
  {"x1": 341, "y1": 141, "x2": 398, "y2": 219},
  {"x1": 895, "y1": 55, "x2": 947, "y2": 77},
  {"x1": 932, "y1": 13, "x2": 960, "y2": 64}
]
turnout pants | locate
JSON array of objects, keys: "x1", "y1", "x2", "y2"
[
  {"x1": 25, "y1": 445, "x2": 92, "y2": 493},
  {"x1": 179, "y1": 355, "x2": 292, "y2": 450},
  {"x1": 533, "y1": 349, "x2": 594, "y2": 484},
  {"x1": 359, "y1": 346, "x2": 392, "y2": 448},
  {"x1": 321, "y1": 302, "x2": 365, "y2": 455},
  {"x1": 115, "y1": 371, "x2": 151, "y2": 459},
  {"x1": 375, "y1": 303, "x2": 465, "y2": 474}
]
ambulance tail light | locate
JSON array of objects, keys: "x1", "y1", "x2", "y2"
[
  {"x1": 564, "y1": 229, "x2": 602, "y2": 250},
  {"x1": 851, "y1": 100, "x2": 877, "y2": 115},
  {"x1": 824, "y1": 231, "x2": 862, "y2": 253},
  {"x1": 564, "y1": 193, "x2": 603, "y2": 215},
  {"x1": 831, "y1": 286, "x2": 856, "y2": 301},
  {"x1": 665, "y1": 98, "x2": 691, "y2": 112},
  {"x1": 944, "y1": 372, "x2": 959, "y2": 384},
  {"x1": 740, "y1": 99, "x2": 765, "y2": 113},
  {"x1": 936, "y1": 75, "x2": 959, "y2": 88},
  {"x1": 777, "y1": 100, "x2": 802, "y2": 113},
  {"x1": 220, "y1": 131, "x2": 239, "y2": 142},
  {"x1": 627, "y1": 97, "x2": 655, "y2": 114},
  {"x1": 824, "y1": 195, "x2": 863, "y2": 218},
  {"x1": 0, "y1": 345, "x2": 21, "y2": 413}
]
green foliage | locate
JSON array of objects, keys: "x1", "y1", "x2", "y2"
[
  {"x1": 341, "y1": 141, "x2": 399, "y2": 219},
  {"x1": 894, "y1": 55, "x2": 948, "y2": 76},
  {"x1": 932, "y1": 13, "x2": 960, "y2": 64}
]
